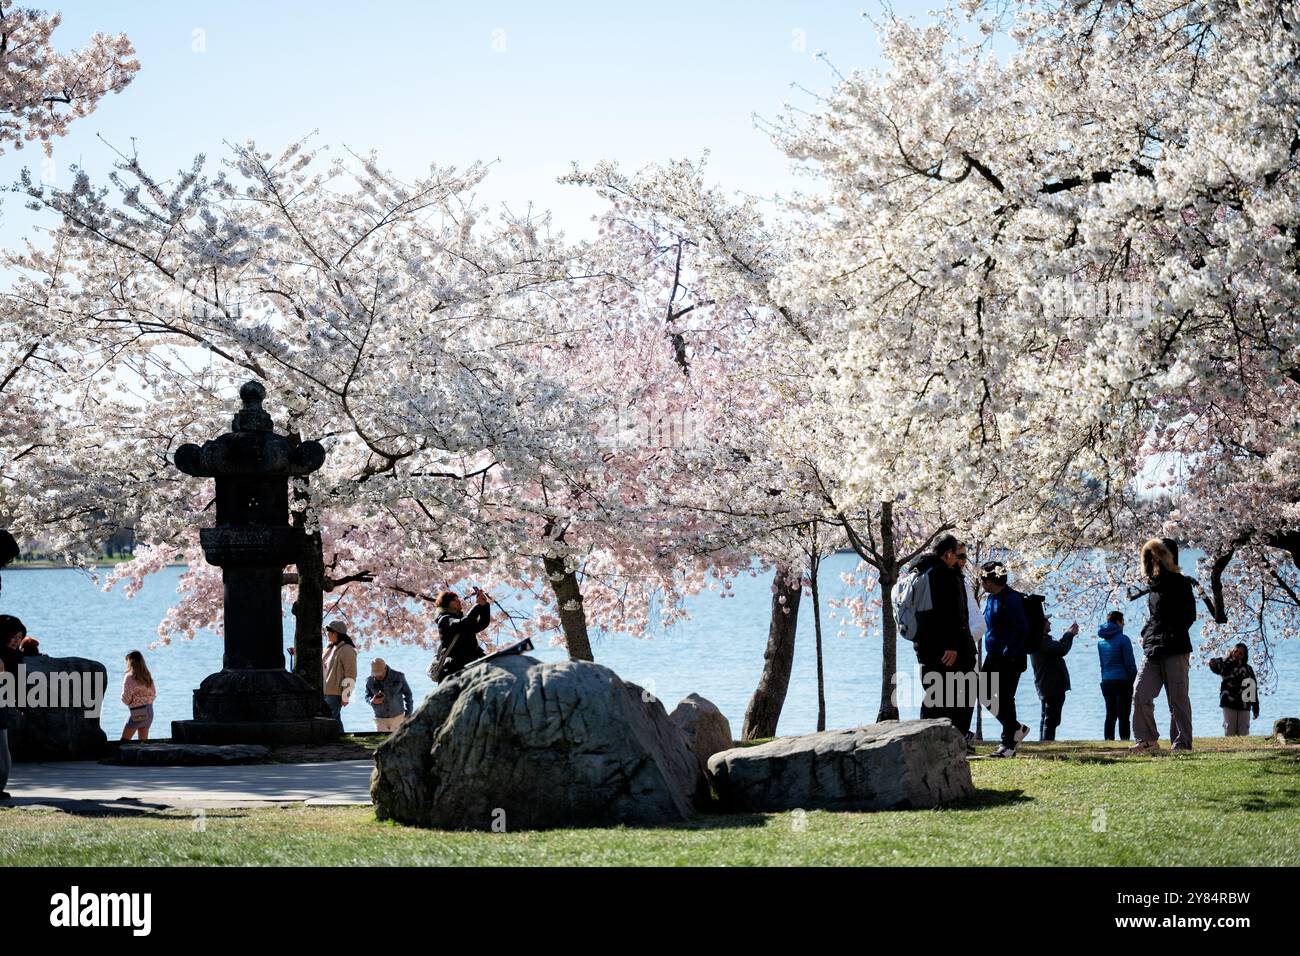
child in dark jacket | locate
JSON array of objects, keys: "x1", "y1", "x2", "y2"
[
  {"x1": 1097, "y1": 611, "x2": 1138, "y2": 740},
  {"x1": 1207, "y1": 643, "x2": 1259, "y2": 737}
]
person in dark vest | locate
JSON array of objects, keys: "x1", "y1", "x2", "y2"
[
  {"x1": 1131, "y1": 538, "x2": 1196, "y2": 752},
  {"x1": 435, "y1": 587, "x2": 491, "y2": 676},
  {"x1": 1031, "y1": 617, "x2": 1078, "y2": 741},
  {"x1": 978, "y1": 561, "x2": 1032, "y2": 757},
  {"x1": 1097, "y1": 610, "x2": 1137, "y2": 740},
  {"x1": 1207, "y1": 643, "x2": 1259, "y2": 737},
  {"x1": 365, "y1": 658, "x2": 414, "y2": 732},
  {"x1": 914, "y1": 535, "x2": 977, "y2": 750}
]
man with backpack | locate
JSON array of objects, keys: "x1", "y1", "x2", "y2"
[
  {"x1": 978, "y1": 562, "x2": 1033, "y2": 757},
  {"x1": 1031, "y1": 618, "x2": 1078, "y2": 741},
  {"x1": 900, "y1": 535, "x2": 977, "y2": 749}
]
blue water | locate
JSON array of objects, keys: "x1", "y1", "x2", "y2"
[{"x1": 4, "y1": 556, "x2": 1297, "y2": 740}]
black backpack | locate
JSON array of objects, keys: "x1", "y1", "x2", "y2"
[{"x1": 1022, "y1": 593, "x2": 1047, "y2": 654}]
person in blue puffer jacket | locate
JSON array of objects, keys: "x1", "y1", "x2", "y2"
[{"x1": 1097, "y1": 610, "x2": 1138, "y2": 741}]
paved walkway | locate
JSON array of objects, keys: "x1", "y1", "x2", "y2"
[{"x1": 3, "y1": 759, "x2": 374, "y2": 811}]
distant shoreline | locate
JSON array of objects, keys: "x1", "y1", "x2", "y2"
[{"x1": 6, "y1": 560, "x2": 187, "y2": 570}]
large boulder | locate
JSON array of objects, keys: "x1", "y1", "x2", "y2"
[
  {"x1": 707, "y1": 719, "x2": 973, "y2": 813},
  {"x1": 670, "y1": 693, "x2": 733, "y2": 776},
  {"x1": 6, "y1": 655, "x2": 110, "y2": 761},
  {"x1": 371, "y1": 655, "x2": 705, "y2": 830}
]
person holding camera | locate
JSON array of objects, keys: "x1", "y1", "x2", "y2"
[
  {"x1": 1031, "y1": 617, "x2": 1078, "y2": 741},
  {"x1": 433, "y1": 587, "x2": 491, "y2": 678},
  {"x1": 365, "y1": 658, "x2": 414, "y2": 732}
]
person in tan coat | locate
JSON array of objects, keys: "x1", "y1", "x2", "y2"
[{"x1": 321, "y1": 620, "x2": 358, "y2": 722}]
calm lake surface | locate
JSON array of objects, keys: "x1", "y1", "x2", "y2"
[{"x1": 4, "y1": 554, "x2": 1298, "y2": 740}]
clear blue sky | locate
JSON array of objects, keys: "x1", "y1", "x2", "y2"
[{"x1": 0, "y1": 1, "x2": 933, "y2": 246}]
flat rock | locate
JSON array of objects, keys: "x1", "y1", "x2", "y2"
[
  {"x1": 707, "y1": 719, "x2": 974, "y2": 813},
  {"x1": 115, "y1": 743, "x2": 271, "y2": 766},
  {"x1": 371, "y1": 655, "x2": 705, "y2": 830},
  {"x1": 670, "y1": 693, "x2": 733, "y2": 776}
]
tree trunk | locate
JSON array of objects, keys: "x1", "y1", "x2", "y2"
[
  {"x1": 742, "y1": 565, "x2": 802, "y2": 740},
  {"x1": 811, "y1": 551, "x2": 826, "y2": 732},
  {"x1": 543, "y1": 554, "x2": 595, "y2": 661},
  {"x1": 290, "y1": 480, "x2": 325, "y2": 701},
  {"x1": 876, "y1": 501, "x2": 900, "y2": 722}
]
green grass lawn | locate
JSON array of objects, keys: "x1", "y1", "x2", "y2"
[{"x1": 2, "y1": 738, "x2": 1297, "y2": 866}]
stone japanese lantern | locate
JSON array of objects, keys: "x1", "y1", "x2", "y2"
[{"x1": 171, "y1": 381, "x2": 340, "y2": 744}]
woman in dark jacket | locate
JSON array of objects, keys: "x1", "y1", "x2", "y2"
[
  {"x1": 1131, "y1": 538, "x2": 1197, "y2": 752},
  {"x1": 0, "y1": 534, "x2": 17, "y2": 801},
  {"x1": 433, "y1": 588, "x2": 491, "y2": 677},
  {"x1": 0, "y1": 612, "x2": 22, "y2": 801},
  {"x1": 1208, "y1": 643, "x2": 1259, "y2": 736}
]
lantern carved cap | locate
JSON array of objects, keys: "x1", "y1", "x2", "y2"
[
  {"x1": 233, "y1": 380, "x2": 272, "y2": 432},
  {"x1": 174, "y1": 381, "x2": 326, "y2": 479}
]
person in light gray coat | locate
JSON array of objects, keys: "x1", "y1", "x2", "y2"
[{"x1": 365, "y1": 659, "x2": 414, "y2": 732}]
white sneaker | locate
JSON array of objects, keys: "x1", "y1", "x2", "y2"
[
  {"x1": 988, "y1": 745, "x2": 1017, "y2": 758},
  {"x1": 1013, "y1": 723, "x2": 1030, "y2": 745}
]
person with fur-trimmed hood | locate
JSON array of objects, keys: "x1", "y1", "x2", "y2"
[{"x1": 1131, "y1": 538, "x2": 1197, "y2": 752}]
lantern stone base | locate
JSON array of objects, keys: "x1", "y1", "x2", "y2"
[
  {"x1": 171, "y1": 667, "x2": 342, "y2": 745},
  {"x1": 171, "y1": 717, "x2": 341, "y2": 745}
]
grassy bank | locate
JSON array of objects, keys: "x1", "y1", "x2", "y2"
[{"x1": 3, "y1": 740, "x2": 1297, "y2": 866}]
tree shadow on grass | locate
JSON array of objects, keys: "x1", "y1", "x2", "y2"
[
  {"x1": 377, "y1": 788, "x2": 1033, "y2": 834},
  {"x1": 1028, "y1": 753, "x2": 1124, "y2": 765},
  {"x1": 0, "y1": 797, "x2": 188, "y2": 820},
  {"x1": 1198, "y1": 789, "x2": 1300, "y2": 813},
  {"x1": 683, "y1": 787, "x2": 1032, "y2": 826},
  {"x1": 943, "y1": 788, "x2": 1032, "y2": 810}
]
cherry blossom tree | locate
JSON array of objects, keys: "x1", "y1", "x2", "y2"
[
  {"x1": 0, "y1": 2, "x2": 137, "y2": 549},
  {"x1": 3, "y1": 137, "x2": 624, "y2": 688},
  {"x1": 4, "y1": 138, "x2": 768, "y2": 686},
  {"x1": 765, "y1": 0, "x2": 1300, "y2": 681},
  {"x1": 0, "y1": 1, "x2": 138, "y2": 156}
]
